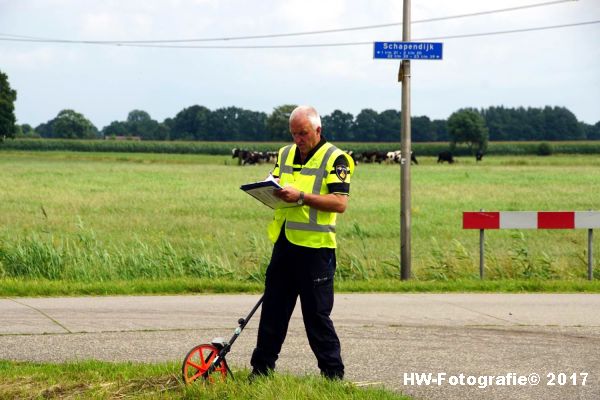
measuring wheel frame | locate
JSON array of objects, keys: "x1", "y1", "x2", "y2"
[
  {"x1": 181, "y1": 343, "x2": 229, "y2": 384},
  {"x1": 181, "y1": 295, "x2": 264, "y2": 385}
]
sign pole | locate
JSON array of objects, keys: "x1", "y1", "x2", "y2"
[
  {"x1": 373, "y1": 9, "x2": 441, "y2": 281},
  {"x1": 400, "y1": 0, "x2": 412, "y2": 280}
]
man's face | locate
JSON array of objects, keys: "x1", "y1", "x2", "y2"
[{"x1": 290, "y1": 115, "x2": 321, "y2": 156}]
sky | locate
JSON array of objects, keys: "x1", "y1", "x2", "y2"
[{"x1": 1, "y1": 0, "x2": 599, "y2": 129}]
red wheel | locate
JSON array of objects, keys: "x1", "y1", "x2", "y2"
[{"x1": 182, "y1": 343, "x2": 228, "y2": 384}]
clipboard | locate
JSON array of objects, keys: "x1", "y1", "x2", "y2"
[{"x1": 240, "y1": 179, "x2": 299, "y2": 209}]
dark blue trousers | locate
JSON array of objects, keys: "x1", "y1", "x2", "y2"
[{"x1": 250, "y1": 230, "x2": 344, "y2": 378}]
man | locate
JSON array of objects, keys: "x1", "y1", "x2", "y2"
[{"x1": 250, "y1": 105, "x2": 355, "y2": 380}]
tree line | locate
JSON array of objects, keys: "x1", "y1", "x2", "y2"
[
  {"x1": 13, "y1": 104, "x2": 599, "y2": 143},
  {"x1": 2, "y1": 70, "x2": 599, "y2": 143}
]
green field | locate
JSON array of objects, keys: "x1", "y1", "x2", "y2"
[{"x1": 1, "y1": 151, "x2": 599, "y2": 288}]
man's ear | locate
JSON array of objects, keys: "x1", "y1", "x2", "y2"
[{"x1": 316, "y1": 126, "x2": 322, "y2": 136}]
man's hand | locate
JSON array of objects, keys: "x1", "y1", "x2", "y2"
[
  {"x1": 273, "y1": 186, "x2": 301, "y2": 203},
  {"x1": 274, "y1": 186, "x2": 348, "y2": 213}
]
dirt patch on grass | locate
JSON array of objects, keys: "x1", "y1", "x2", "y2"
[
  {"x1": 112, "y1": 374, "x2": 180, "y2": 398},
  {"x1": 0, "y1": 374, "x2": 180, "y2": 399}
]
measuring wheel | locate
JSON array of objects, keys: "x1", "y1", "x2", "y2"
[
  {"x1": 181, "y1": 343, "x2": 229, "y2": 384},
  {"x1": 180, "y1": 295, "x2": 264, "y2": 386}
]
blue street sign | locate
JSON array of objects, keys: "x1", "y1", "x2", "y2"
[{"x1": 373, "y1": 42, "x2": 443, "y2": 60}]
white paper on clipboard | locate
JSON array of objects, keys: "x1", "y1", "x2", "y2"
[{"x1": 240, "y1": 177, "x2": 299, "y2": 209}]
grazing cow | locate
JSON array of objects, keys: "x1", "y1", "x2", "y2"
[
  {"x1": 345, "y1": 150, "x2": 360, "y2": 165},
  {"x1": 359, "y1": 151, "x2": 371, "y2": 163},
  {"x1": 389, "y1": 150, "x2": 419, "y2": 165},
  {"x1": 232, "y1": 148, "x2": 249, "y2": 165},
  {"x1": 403, "y1": 151, "x2": 418, "y2": 165},
  {"x1": 242, "y1": 151, "x2": 262, "y2": 165},
  {"x1": 437, "y1": 151, "x2": 454, "y2": 164},
  {"x1": 374, "y1": 151, "x2": 388, "y2": 163},
  {"x1": 359, "y1": 151, "x2": 387, "y2": 163},
  {"x1": 265, "y1": 151, "x2": 278, "y2": 164},
  {"x1": 232, "y1": 148, "x2": 278, "y2": 165},
  {"x1": 360, "y1": 151, "x2": 376, "y2": 163},
  {"x1": 411, "y1": 152, "x2": 418, "y2": 165},
  {"x1": 476, "y1": 150, "x2": 484, "y2": 162},
  {"x1": 257, "y1": 151, "x2": 277, "y2": 164},
  {"x1": 386, "y1": 151, "x2": 398, "y2": 163}
]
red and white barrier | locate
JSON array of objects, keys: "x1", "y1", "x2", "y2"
[
  {"x1": 462, "y1": 211, "x2": 597, "y2": 280},
  {"x1": 463, "y1": 211, "x2": 600, "y2": 230}
]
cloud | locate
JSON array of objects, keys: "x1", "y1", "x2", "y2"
[
  {"x1": 276, "y1": 0, "x2": 347, "y2": 30},
  {"x1": 0, "y1": 47, "x2": 59, "y2": 70},
  {"x1": 2, "y1": 0, "x2": 599, "y2": 126}
]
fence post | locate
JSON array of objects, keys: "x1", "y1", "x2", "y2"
[
  {"x1": 480, "y1": 228, "x2": 485, "y2": 279},
  {"x1": 589, "y1": 229, "x2": 594, "y2": 281},
  {"x1": 479, "y1": 208, "x2": 485, "y2": 279}
]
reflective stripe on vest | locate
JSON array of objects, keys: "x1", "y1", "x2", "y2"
[
  {"x1": 284, "y1": 144, "x2": 338, "y2": 233},
  {"x1": 278, "y1": 145, "x2": 294, "y2": 175}
]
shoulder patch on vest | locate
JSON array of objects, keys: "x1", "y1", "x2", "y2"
[{"x1": 335, "y1": 164, "x2": 348, "y2": 182}]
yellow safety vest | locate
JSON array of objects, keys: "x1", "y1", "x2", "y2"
[{"x1": 267, "y1": 142, "x2": 353, "y2": 248}]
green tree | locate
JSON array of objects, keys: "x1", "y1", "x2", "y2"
[
  {"x1": 236, "y1": 109, "x2": 267, "y2": 141},
  {"x1": 16, "y1": 123, "x2": 38, "y2": 138},
  {"x1": 448, "y1": 109, "x2": 489, "y2": 152},
  {"x1": 210, "y1": 107, "x2": 268, "y2": 141},
  {"x1": 210, "y1": 107, "x2": 241, "y2": 140},
  {"x1": 101, "y1": 120, "x2": 128, "y2": 137},
  {"x1": 352, "y1": 109, "x2": 379, "y2": 141},
  {"x1": 481, "y1": 105, "x2": 585, "y2": 141},
  {"x1": 126, "y1": 110, "x2": 169, "y2": 140},
  {"x1": 35, "y1": 121, "x2": 52, "y2": 138},
  {"x1": 100, "y1": 111, "x2": 170, "y2": 140},
  {"x1": 591, "y1": 121, "x2": 600, "y2": 140},
  {"x1": 50, "y1": 109, "x2": 98, "y2": 139},
  {"x1": 322, "y1": 110, "x2": 354, "y2": 141},
  {"x1": 542, "y1": 106, "x2": 583, "y2": 140},
  {"x1": 267, "y1": 104, "x2": 297, "y2": 141},
  {"x1": 171, "y1": 105, "x2": 211, "y2": 140},
  {"x1": 126, "y1": 110, "x2": 153, "y2": 139},
  {"x1": 482, "y1": 106, "x2": 508, "y2": 141},
  {"x1": 378, "y1": 109, "x2": 400, "y2": 141},
  {"x1": 432, "y1": 119, "x2": 448, "y2": 141},
  {"x1": 0, "y1": 70, "x2": 18, "y2": 140},
  {"x1": 412, "y1": 115, "x2": 434, "y2": 142}
]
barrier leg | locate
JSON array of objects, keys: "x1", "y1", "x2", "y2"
[
  {"x1": 480, "y1": 229, "x2": 485, "y2": 279},
  {"x1": 589, "y1": 229, "x2": 594, "y2": 281}
]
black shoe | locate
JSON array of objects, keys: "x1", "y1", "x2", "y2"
[
  {"x1": 321, "y1": 370, "x2": 344, "y2": 380},
  {"x1": 248, "y1": 368, "x2": 271, "y2": 383}
]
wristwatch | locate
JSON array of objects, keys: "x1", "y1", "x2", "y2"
[{"x1": 297, "y1": 191, "x2": 305, "y2": 206}]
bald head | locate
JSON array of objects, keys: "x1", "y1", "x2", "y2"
[
  {"x1": 289, "y1": 105, "x2": 322, "y2": 159},
  {"x1": 289, "y1": 105, "x2": 321, "y2": 131}
]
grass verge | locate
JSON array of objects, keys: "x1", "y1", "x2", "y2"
[
  {"x1": 1, "y1": 278, "x2": 599, "y2": 297},
  {"x1": 0, "y1": 360, "x2": 410, "y2": 400}
]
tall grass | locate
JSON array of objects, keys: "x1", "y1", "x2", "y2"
[{"x1": 0, "y1": 230, "x2": 263, "y2": 282}]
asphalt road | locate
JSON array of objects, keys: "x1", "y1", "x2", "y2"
[{"x1": 1, "y1": 293, "x2": 599, "y2": 400}]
